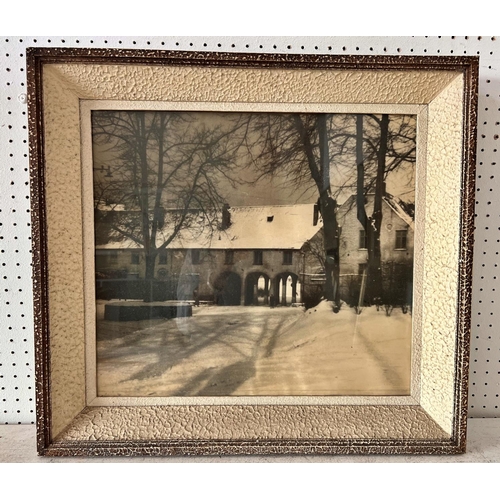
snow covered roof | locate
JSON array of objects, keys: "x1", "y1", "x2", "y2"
[
  {"x1": 96, "y1": 204, "x2": 322, "y2": 251},
  {"x1": 95, "y1": 201, "x2": 126, "y2": 212},
  {"x1": 337, "y1": 192, "x2": 414, "y2": 230},
  {"x1": 382, "y1": 193, "x2": 414, "y2": 230}
]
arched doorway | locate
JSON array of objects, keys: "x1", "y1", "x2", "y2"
[
  {"x1": 274, "y1": 272, "x2": 300, "y2": 306},
  {"x1": 213, "y1": 271, "x2": 242, "y2": 306},
  {"x1": 245, "y1": 272, "x2": 271, "y2": 306}
]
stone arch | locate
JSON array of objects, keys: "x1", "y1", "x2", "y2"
[
  {"x1": 213, "y1": 271, "x2": 242, "y2": 306},
  {"x1": 245, "y1": 272, "x2": 271, "y2": 306},
  {"x1": 274, "y1": 272, "x2": 300, "y2": 306}
]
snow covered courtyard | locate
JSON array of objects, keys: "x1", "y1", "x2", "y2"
[{"x1": 96, "y1": 301, "x2": 412, "y2": 397}]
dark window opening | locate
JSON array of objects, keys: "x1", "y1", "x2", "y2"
[
  {"x1": 225, "y1": 250, "x2": 234, "y2": 265},
  {"x1": 253, "y1": 250, "x2": 263, "y2": 265},
  {"x1": 358, "y1": 263, "x2": 367, "y2": 275},
  {"x1": 131, "y1": 253, "x2": 140, "y2": 265},
  {"x1": 283, "y1": 250, "x2": 293, "y2": 265},
  {"x1": 359, "y1": 229, "x2": 368, "y2": 249},
  {"x1": 191, "y1": 249, "x2": 200, "y2": 265},
  {"x1": 267, "y1": 215, "x2": 274, "y2": 222},
  {"x1": 395, "y1": 230, "x2": 408, "y2": 249},
  {"x1": 158, "y1": 252, "x2": 167, "y2": 265}
]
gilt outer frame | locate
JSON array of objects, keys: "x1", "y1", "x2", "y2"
[{"x1": 27, "y1": 48, "x2": 478, "y2": 456}]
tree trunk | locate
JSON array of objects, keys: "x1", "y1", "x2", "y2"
[
  {"x1": 356, "y1": 114, "x2": 389, "y2": 304},
  {"x1": 143, "y1": 252, "x2": 157, "y2": 302},
  {"x1": 317, "y1": 115, "x2": 340, "y2": 309},
  {"x1": 367, "y1": 114, "x2": 389, "y2": 302},
  {"x1": 318, "y1": 193, "x2": 340, "y2": 306},
  {"x1": 355, "y1": 114, "x2": 370, "y2": 304}
]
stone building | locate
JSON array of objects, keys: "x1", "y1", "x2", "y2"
[
  {"x1": 95, "y1": 204, "x2": 323, "y2": 306},
  {"x1": 335, "y1": 192, "x2": 415, "y2": 305},
  {"x1": 95, "y1": 193, "x2": 414, "y2": 307}
]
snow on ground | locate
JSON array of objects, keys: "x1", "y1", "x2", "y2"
[
  {"x1": 238, "y1": 301, "x2": 411, "y2": 396},
  {"x1": 96, "y1": 301, "x2": 411, "y2": 397}
]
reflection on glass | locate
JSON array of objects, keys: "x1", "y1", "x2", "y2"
[{"x1": 92, "y1": 111, "x2": 416, "y2": 397}]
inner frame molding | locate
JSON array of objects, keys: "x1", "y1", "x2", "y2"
[
  {"x1": 27, "y1": 49, "x2": 477, "y2": 456},
  {"x1": 80, "y1": 99, "x2": 425, "y2": 410}
]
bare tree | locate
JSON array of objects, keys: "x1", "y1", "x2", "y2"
[
  {"x1": 238, "y1": 113, "x2": 347, "y2": 308},
  {"x1": 92, "y1": 110, "x2": 415, "y2": 306},
  {"x1": 239, "y1": 112, "x2": 416, "y2": 307},
  {"x1": 92, "y1": 110, "x2": 244, "y2": 301},
  {"x1": 353, "y1": 114, "x2": 416, "y2": 301}
]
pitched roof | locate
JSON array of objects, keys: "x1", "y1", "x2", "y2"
[
  {"x1": 382, "y1": 193, "x2": 415, "y2": 229},
  {"x1": 337, "y1": 192, "x2": 414, "y2": 230},
  {"x1": 96, "y1": 204, "x2": 322, "y2": 251}
]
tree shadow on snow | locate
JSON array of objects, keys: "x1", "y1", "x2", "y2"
[{"x1": 173, "y1": 359, "x2": 256, "y2": 396}]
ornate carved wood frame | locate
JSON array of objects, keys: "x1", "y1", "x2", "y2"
[{"x1": 27, "y1": 48, "x2": 478, "y2": 456}]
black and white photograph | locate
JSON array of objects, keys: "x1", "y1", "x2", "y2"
[{"x1": 92, "y1": 109, "x2": 417, "y2": 397}]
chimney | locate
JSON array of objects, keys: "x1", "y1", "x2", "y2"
[
  {"x1": 313, "y1": 204, "x2": 319, "y2": 226},
  {"x1": 221, "y1": 203, "x2": 231, "y2": 230}
]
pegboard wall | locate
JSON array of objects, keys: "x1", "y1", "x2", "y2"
[{"x1": 0, "y1": 36, "x2": 498, "y2": 424}]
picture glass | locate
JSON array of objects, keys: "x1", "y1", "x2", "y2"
[{"x1": 91, "y1": 110, "x2": 416, "y2": 397}]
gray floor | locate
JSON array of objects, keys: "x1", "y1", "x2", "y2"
[{"x1": 1, "y1": 419, "x2": 498, "y2": 462}]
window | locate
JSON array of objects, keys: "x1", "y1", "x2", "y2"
[
  {"x1": 283, "y1": 250, "x2": 293, "y2": 265},
  {"x1": 359, "y1": 229, "x2": 368, "y2": 249},
  {"x1": 358, "y1": 263, "x2": 367, "y2": 275},
  {"x1": 158, "y1": 252, "x2": 167, "y2": 265},
  {"x1": 225, "y1": 250, "x2": 234, "y2": 265},
  {"x1": 109, "y1": 251, "x2": 118, "y2": 262},
  {"x1": 395, "y1": 230, "x2": 407, "y2": 249},
  {"x1": 191, "y1": 249, "x2": 200, "y2": 265},
  {"x1": 253, "y1": 250, "x2": 263, "y2": 265},
  {"x1": 130, "y1": 253, "x2": 140, "y2": 265}
]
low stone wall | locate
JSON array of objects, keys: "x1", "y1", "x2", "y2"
[{"x1": 104, "y1": 302, "x2": 193, "y2": 321}]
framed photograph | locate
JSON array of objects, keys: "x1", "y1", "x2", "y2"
[{"x1": 27, "y1": 48, "x2": 478, "y2": 456}]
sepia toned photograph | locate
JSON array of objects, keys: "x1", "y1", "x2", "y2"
[{"x1": 92, "y1": 110, "x2": 416, "y2": 398}]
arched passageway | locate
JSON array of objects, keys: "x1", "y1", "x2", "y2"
[
  {"x1": 213, "y1": 271, "x2": 242, "y2": 306},
  {"x1": 245, "y1": 272, "x2": 272, "y2": 306},
  {"x1": 274, "y1": 272, "x2": 301, "y2": 306}
]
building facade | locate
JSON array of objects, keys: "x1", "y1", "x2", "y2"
[
  {"x1": 95, "y1": 204, "x2": 321, "y2": 306},
  {"x1": 95, "y1": 194, "x2": 414, "y2": 308},
  {"x1": 336, "y1": 193, "x2": 414, "y2": 306}
]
